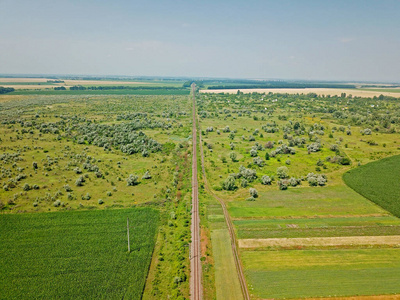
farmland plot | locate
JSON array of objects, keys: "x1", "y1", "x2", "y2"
[{"x1": 0, "y1": 208, "x2": 159, "y2": 299}]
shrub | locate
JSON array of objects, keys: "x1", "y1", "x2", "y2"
[
  {"x1": 261, "y1": 175, "x2": 271, "y2": 185},
  {"x1": 241, "y1": 179, "x2": 248, "y2": 188},
  {"x1": 98, "y1": 199, "x2": 104, "y2": 204},
  {"x1": 250, "y1": 149, "x2": 257, "y2": 157},
  {"x1": 238, "y1": 166, "x2": 257, "y2": 182},
  {"x1": 75, "y1": 176, "x2": 85, "y2": 186},
  {"x1": 142, "y1": 171, "x2": 152, "y2": 179},
  {"x1": 307, "y1": 142, "x2": 321, "y2": 152},
  {"x1": 278, "y1": 180, "x2": 288, "y2": 190},
  {"x1": 277, "y1": 166, "x2": 289, "y2": 179},
  {"x1": 253, "y1": 156, "x2": 264, "y2": 167},
  {"x1": 127, "y1": 174, "x2": 139, "y2": 186},
  {"x1": 53, "y1": 200, "x2": 61, "y2": 207},
  {"x1": 230, "y1": 152, "x2": 237, "y2": 162},
  {"x1": 63, "y1": 184, "x2": 72, "y2": 192},
  {"x1": 22, "y1": 183, "x2": 30, "y2": 191},
  {"x1": 249, "y1": 188, "x2": 258, "y2": 198},
  {"x1": 222, "y1": 175, "x2": 237, "y2": 191}
]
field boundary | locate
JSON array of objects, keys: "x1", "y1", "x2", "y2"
[{"x1": 239, "y1": 235, "x2": 400, "y2": 248}]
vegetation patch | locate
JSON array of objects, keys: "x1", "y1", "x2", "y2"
[
  {"x1": 343, "y1": 155, "x2": 400, "y2": 218},
  {"x1": 242, "y1": 249, "x2": 400, "y2": 299},
  {"x1": 0, "y1": 208, "x2": 159, "y2": 299}
]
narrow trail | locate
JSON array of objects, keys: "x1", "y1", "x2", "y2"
[
  {"x1": 190, "y1": 83, "x2": 202, "y2": 300},
  {"x1": 196, "y1": 109, "x2": 251, "y2": 299}
]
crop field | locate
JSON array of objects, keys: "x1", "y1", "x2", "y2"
[
  {"x1": 242, "y1": 249, "x2": 400, "y2": 299},
  {"x1": 344, "y1": 154, "x2": 400, "y2": 218},
  {"x1": 198, "y1": 91, "x2": 400, "y2": 299},
  {"x1": 0, "y1": 208, "x2": 159, "y2": 299}
]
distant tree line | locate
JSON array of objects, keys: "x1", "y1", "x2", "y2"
[
  {"x1": 182, "y1": 81, "x2": 205, "y2": 88},
  {"x1": 207, "y1": 82, "x2": 356, "y2": 89},
  {"x1": 0, "y1": 87, "x2": 15, "y2": 94},
  {"x1": 69, "y1": 85, "x2": 187, "y2": 91}
]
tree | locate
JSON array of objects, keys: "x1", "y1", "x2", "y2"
[
  {"x1": 222, "y1": 175, "x2": 237, "y2": 191},
  {"x1": 126, "y1": 174, "x2": 139, "y2": 186},
  {"x1": 277, "y1": 166, "x2": 289, "y2": 179},
  {"x1": 261, "y1": 175, "x2": 271, "y2": 185},
  {"x1": 249, "y1": 188, "x2": 258, "y2": 198},
  {"x1": 230, "y1": 152, "x2": 237, "y2": 162}
]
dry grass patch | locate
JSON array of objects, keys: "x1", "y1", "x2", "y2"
[{"x1": 239, "y1": 235, "x2": 400, "y2": 248}]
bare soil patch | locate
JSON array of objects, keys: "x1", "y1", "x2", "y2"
[{"x1": 239, "y1": 235, "x2": 400, "y2": 248}]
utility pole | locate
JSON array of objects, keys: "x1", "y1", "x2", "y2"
[{"x1": 127, "y1": 217, "x2": 130, "y2": 253}]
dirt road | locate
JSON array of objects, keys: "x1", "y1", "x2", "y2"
[
  {"x1": 190, "y1": 83, "x2": 202, "y2": 300},
  {"x1": 197, "y1": 111, "x2": 250, "y2": 299}
]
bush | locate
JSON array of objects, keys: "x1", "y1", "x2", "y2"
[
  {"x1": 249, "y1": 188, "x2": 258, "y2": 198},
  {"x1": 238, "y1": 166, "x2": 257, "y2": 182},
  {"x1": 253, "y1": 156, "x2": 264, "y2": 167},
  {"x1": 98, "y1": 199, "x2": 104, "y2": 204},
  {"x1": 53, "y1": 200, "x2": 61, "y2": 207},
  {"x1": 142, "y1": 171, "x2": 152, "y2": 179},
  {"x1": 241, "y1": 179, "x2": 248, "y2": 188},
  {"x1": 75, "y1": 176, "x2": 85, "y2": 186},
  {"x1": 127, "y1": 174, "x2": 139, "y2": 186},
  {"x1": 278, "y1": 180, "x2": 288, "y2": 190},
  {"x1": 230, "y1": 152, "x2": 237, "y2": 162},
  {"x1": 63, "y1": 184, "x2": 72, "y2": 192},
  {"x1": 22, "y1": 183, "x2": 30, "y2": 191},
  {"x1": 277, "y1": 166, "x2": 289, "y2": 179},
  {"x1": 222, "y1": 175, "x2": 237, "y2": 191}
]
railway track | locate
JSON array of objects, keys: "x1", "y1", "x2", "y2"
[{"x1": 190, "y1": 83, "x2": 202, "y2": 300}]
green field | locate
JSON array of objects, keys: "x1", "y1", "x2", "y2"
[
  {"x1": 211, "y1": 229, "x2": 243, "y2": 300},
  {"x1": 228, "y1": 185, "x2": 388, "y2": 219},
  {"x1": 235, "y1": 216, "x2": 400, "y2": 239},
  {"x1": 344, "y1": 155, "x2": 400, "y2": 218},
  {"x1": 0, "y1": 208, "x2": 159, "y2": 299},
  {"x1": 242, "y1": 249, "x2": 400, "y2": 299}
]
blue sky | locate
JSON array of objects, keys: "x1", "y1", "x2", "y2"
[{"x1": 1, "y1": 0, "x2": 399, "y2": 81}]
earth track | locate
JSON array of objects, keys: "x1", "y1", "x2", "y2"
[{"x1": 196, "y1": 104, "x2": 250, "y2": 299}]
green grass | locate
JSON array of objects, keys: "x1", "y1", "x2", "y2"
[
  {"x1": 343, "y1": 154, "x2": 400, "y2": 218},
  {"x1": 0, "y1": 208, "x2": 159, "y2": 299},
  {"x1": 235, "y1": 216, "x2": 400, "y2": 239},
  {"x1": 10, "y1": 89, "x2": 190, "y2": 95},
  {"x1": 211, "y1": 229, "x2": 243, "y2": 300},
  {"x1": 228, "y1": 185, "x2": 388, "y2": 219},
  {"x1": 243, "y1": 249, "x2": 400, "y2": 299}
]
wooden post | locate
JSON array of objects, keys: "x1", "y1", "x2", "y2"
[{"x1": 127, "y1": 217, "x2": 130, "y2": 253}]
